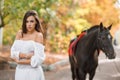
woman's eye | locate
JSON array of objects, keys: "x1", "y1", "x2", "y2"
[
  {"x1": 26, "y1": 20, "x2": 34, "y2": 23},
  {"x1": 30, "y1": 20, "x2": 34, "y2": 23}
]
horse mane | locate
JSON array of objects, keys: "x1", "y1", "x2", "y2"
[
  {"x1": 87, "y1": 25, "x2": 100, "y2": 33},
  {"x1": 87, "y1": 24, "x2": 108, "y2": 33},
  {"x1": 81, "y1": 25, "x2": 99, "y2": 34},
  {"x1": 88, "y1": 25, "x2": 99, "y2": 30},
  {"x1": 79, "y1": 25, "x2": 101, "y2": 43}
]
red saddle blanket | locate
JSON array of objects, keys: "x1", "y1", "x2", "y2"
[{"x1": 68, "y1": 32, "x2": 86, "y2": 56}]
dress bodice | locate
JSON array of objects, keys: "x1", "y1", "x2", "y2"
[
  {"x1": 13, "y1": 40, "x2": 34, "y2": 54},
  {"x1": 11, "y1": 40, "x2": 45, "y2": 68}
]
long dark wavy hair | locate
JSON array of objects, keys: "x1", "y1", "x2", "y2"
[{"x1": 21, "y1": 10, "x2": 43, "y2": 37}]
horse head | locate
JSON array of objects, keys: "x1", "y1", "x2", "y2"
[{"x1": 97, "y1": 22, "x2": 116, "y2": 59}]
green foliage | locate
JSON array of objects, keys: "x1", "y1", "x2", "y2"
[
  {"x1": 2, "y1": 0, "x2": 120, "y2": 54},
  {"x1": 3, "y1": 0, "x2": 59, "y2": 44}
]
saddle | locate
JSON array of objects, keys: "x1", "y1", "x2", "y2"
[{"x1": 68, "y1": 32, "x2": 86, "y2": 56}]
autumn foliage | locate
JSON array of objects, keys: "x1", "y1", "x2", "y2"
[{"x1": 2, "y1": 0, "x2": 120, "y2": 54}]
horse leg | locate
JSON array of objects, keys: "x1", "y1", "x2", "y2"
[
  {"x1": 71, "y1": 66, "x2": 76, "y2": 80},
  {"x1": 89, "y1": 70, "x2": 96, "y2": 80},
  {"x1": 78, "y1": 69, "x2": 86, "y2": 80},
  {"x1": 69, "y1": 56, "x2": 76, "y2": 80},
  {"x1": 76, "y1": 68, "x2": 79, "y2": 80}
]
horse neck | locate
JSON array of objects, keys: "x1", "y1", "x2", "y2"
[
  {"x1": 83, "y1": 30, "x2": 99, "y2": 56},
  {"x1": 86, "y1": 31, "x2": 98, "y2": 53}
]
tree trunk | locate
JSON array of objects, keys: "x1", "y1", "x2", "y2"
[
  {"x1": 0, "y1": 28, "x2": 3, "y2": 47},
  {"x1": 0, "y1": 0, "x2": 4, "y2": 47}
]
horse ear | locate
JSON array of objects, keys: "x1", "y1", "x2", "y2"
[
  {"x1": 100, "y1": 22, "x2": 103, "y2": 27},
  {"x1": 108, "y1": 24, "x2": 112, "y2": 30},
  {"x1": 99, "y1": 22, "x2": 104, "y2": 31}
]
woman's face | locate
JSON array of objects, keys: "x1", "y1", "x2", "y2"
[{"x1": 26, "y1": 16, "x2": 36, "y2": 32}]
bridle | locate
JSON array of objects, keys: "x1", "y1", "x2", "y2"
[{"x1": 96, "y1": 30, "x2": 112, "y2": 57}]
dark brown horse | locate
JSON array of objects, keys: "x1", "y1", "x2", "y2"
[{"x1": 68, "y1": 23, "x2": 116, "y2": 80}]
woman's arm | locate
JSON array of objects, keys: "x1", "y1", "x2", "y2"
[
  {"x1": 13, "y1": 58, "x2": 31, "y2": 64},
  {"x1": 19, "y1": 52, "x2": 34, "y2": 59},
  {"x1": 30, "y1": 33, "x2": 46, "y2": 67},
  {"x1": 11, "y1": 30, "x2": 22, "y2": 59}
]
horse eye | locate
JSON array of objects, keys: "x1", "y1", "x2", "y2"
[{"x1": 102, "y1": 37, "x2": 105, "y2": 40}]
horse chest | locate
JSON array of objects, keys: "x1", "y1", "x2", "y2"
[{"x1": 82, "y1": 58, "x2": 98, "y2": 72}]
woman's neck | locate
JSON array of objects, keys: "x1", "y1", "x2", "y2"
[{"x1": 27, "y1": 30, "x2": 36, "y2": 34}]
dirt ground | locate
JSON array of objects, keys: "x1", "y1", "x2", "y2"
[
  {"x1": 1, "y1": 61, "x2": 120, "y2": 80},
  {"x1": 0, "y1": 48, "x2": 71, "y2": 80},
  {"x1": 1, "y1": 46, "x2": 120, "y2": 80},
  {"x1": 0, "y1": 46, "x2": 71, "y2": 79}
]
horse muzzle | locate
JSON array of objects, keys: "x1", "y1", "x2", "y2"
[{"x1": 106, "y1": 52, "x2": 116, "y2": 59}]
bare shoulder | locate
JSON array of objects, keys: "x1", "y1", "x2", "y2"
[
  {"x1": 35, "y1": 32, "x2": 43, "y2": 44},
  {"x1": 15, "y1": 30, "x2": 22, "y2": 40}
]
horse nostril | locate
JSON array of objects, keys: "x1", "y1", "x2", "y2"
[
  {"x1": 110, "y1": 54, "x2": 116, "y2": 59},
  {"x1": 111, "y1": 52, "x2": 116, "y2": 58},
  {"x1": 111, "y1": 56, "x2": 115, "y2": 59}
]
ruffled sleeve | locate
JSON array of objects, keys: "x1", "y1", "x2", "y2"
[
  {"x1": 10, "y1": 40, "x2": 20, "y2": 60},
  {"x1": 30, "y1": 42, "x2": 46, "y2": 68}
]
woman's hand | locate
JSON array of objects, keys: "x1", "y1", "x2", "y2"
[
  {"x1": 12, "y1": 58, "x2": 20, "y2": 64},
  {"x1": 19, "y1": 51, "x2": 34, "y2": 59},
  {"x1": 12, "y1": 58, "x2": 31, "y2": 64},
  {"x1": 25, "y1": 52, "x2": 34, "y2": 59}
]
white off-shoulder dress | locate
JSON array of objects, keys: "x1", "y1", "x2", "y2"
[{"x1": 11, "y1": 40, "x2": 46, "y2": 80}]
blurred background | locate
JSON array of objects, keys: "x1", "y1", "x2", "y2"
[
  {"x1": 1, "y1": 0, "x2": 120, "y2": 53},
  {"x1": 1, "y1": 0, "x2": 120, "y2": 80}
]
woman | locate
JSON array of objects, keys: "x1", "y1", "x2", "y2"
[{"x1": 11, "y1": 10, "x2": 45, "y2": 80}]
